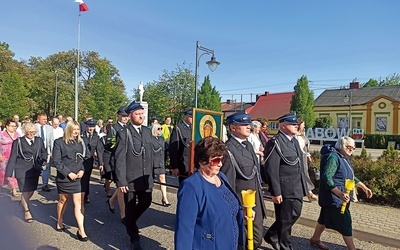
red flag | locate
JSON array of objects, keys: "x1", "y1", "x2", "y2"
[{"x1": 74, "y1": 0, "x2": 89, "y2": 12}]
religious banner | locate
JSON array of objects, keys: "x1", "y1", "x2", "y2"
[{"x1": 192, "y1": 108, "x2": 224, "y2": 144}]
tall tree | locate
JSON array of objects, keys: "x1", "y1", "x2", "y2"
[
  {"x1": 197, "y1": 75, "x2": 221, "y2": 111},
  {"x1": 382, "y1": 73, "x2": 400, "y2": 86},
  {"x1": 362, "y1": 78, "x2": 379, "y2": 87},
  {"x1": 0, "y1": 43, "x2": 32, "y2": 119},
  {"x1": 290, "y1": 75, "x2": 315, "y2": 128},
  {"x1": 133, "y1": 63, "x2": 194, "y2": 124}
]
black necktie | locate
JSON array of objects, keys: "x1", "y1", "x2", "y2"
[
  {"x1": 137, "y1": 127, "x2": 142, "y2": 136},
  {"x1": 40, "y1": 126, "x2": 45, "y2": 140},
  {"x1": 30, "y1": 140, "x2": 34, "y2": 146},
  {"x1": 242, "y1": 140, "x2": 252, "y2": 153}
]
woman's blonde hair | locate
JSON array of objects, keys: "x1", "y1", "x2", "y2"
[
  {"x1": 63, "y1": 121, "x2": 82, "y2": 144},
  {"x1": 297, "y1": 118, "x2": 305, "y2": 136},
  {"x1": 152, "y1": 123, "x2": 162, "y2": 137}
]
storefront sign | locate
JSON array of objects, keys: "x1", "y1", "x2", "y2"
[{"x1": 306, "y1": 127, "x2": 364, "y2": 140}]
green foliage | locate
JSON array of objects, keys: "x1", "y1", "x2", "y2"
[
  {"x1": 290, "y1": 75, "x2": 314, "y2": 128},
  {"x1": 0, "y1": 47, "x2": 128, "y2": 122},
  {"x1": 352, "y1": 147, "x2": 400, "y2": 207},
  {"x1": 363, "y1": 134, "x2": 400, "y2": 149},
  {"x1": 361, "y1": 73, "x2": 400, "y2": 87},
  {"x1": 313, "y1": 116, "x2": 333, "y2": 128},
  {"x1": 134, "y1": 63, "x2": 195, "y2": 124},
  {"x1": 360, "y1": 147, "x2": 368, "y2": 158},
  {"x1": 362, "y1": 78, "x2": 379, "y2": 87},
  {"x1": 197, "y1": 75, "x2": 221, "y2": 112}
]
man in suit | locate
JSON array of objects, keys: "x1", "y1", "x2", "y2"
[
  {"x1": 80, "y1": 119, "x2": 101, "y2": 203},
  {"x1": 169, "y1": 108, "x2": 192, "y2": 183},
  {"x1": 35, "y1": 113, "x2": 54, "y2": 192},
  {"x1": 114, "y1": 102, "x2": 154, "y2": 250},
  {"x1": 264, "y1": 112, "x2": 308, "y2": 250},
  {"x1": 220, "y1": 111, "x2": 267, "y2": 249}
]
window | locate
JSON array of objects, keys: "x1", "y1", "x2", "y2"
[
  {"x1": 375, "y1": 117, "x2": 387, "y2": 132},
  {"x1": 269, "y1": 122, "x2": 279, "y2": 130}
]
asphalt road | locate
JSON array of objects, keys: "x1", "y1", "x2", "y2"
[{"x1": 1, "y1": 175, "x2": 398, "y2": 250}]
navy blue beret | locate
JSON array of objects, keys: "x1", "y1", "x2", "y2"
[
  {"x1": 184, "y1": 109, "x2": 193, "y2": 116},
  {"x1": 125, "y1": 102, "x2": 144, "y2": 114},
  {"x1": 278, "y1": 112, "x2": 299, "y2": 124},
  {"x1": 117, "y1": 106, "x2": 128, "y2": 116},
  {"x1": 227, "y1": 112, "x2": 251, "y2": 125},
  {"x1": 85, "y1": 119, "x2": 96, "y2": 127}
]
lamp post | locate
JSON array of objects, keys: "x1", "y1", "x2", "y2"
[
  {"x1": 194, "y1": 41, "x2": 220, "y2": 108},
  {"x1": 54, "y1": 70, "x2": 59, "y2": 117},
  {"x1": 344, "y1": 91, "x2": 353, "y2": 133}
]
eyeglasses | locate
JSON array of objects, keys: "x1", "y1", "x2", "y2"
[
  {"x1": 157, "y1": 128, "x2": 162, "y2": 130},
  {"x1": 209, "y1": 157, "x2": 224, "y2": 166},
  {"x1": 346, "y1": 146, "x2": 356, "y2": 151}
]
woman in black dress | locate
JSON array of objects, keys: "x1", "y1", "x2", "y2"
[
  {"x1": 152, "y1": 123, "x2": 170, "y2": 206},
  {"x1": 53, "y1": 121, "x2": 90, "y2": 241},
  {"x1": 6, "y1": 123, "x2": 47, "y2": 223}
]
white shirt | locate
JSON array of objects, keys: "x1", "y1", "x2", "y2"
[{"x1": 53, "y1": 127, "x2": 64, "y2": 140}]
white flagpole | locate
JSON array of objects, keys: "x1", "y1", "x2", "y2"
[{"x1": 75, "y1": 11, "x2": 81, "y2": 122}]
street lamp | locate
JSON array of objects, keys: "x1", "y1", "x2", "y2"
[
  {"x1": 54, "y1": 70, "x2": 59, "y2": 117},
  {"x1": 194, "y1": 41, "x2": 220, "y2": 108},
  {"x1": 344, "y1": 91, "x2": 353, "y2": 132}
]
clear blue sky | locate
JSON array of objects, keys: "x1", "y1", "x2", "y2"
[{"x1": 1, "y1": 1, "x2": 399, "y2": 103}]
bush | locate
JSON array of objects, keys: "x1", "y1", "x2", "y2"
[
  {"x1": 352, "y1": 146, "x2": 400, "y2": 207},
  {"x1": 364, "y1": 134, "x2": 400, "y2": 149}
]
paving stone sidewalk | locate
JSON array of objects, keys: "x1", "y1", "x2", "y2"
[{"x1": 263, "y1": 198, "x2": 400, "y2": 248}]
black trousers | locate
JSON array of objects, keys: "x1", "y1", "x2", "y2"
[
  {"x1": 124, "y1": 190, "x2": 152, "y2": 243},
  {"x1": 266, "y1": 198, "x2": 302, "y2": 250}
]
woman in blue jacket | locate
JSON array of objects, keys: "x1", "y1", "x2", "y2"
[{"x1": 175, "y1": 136, "x2": 244, "y2": 250}]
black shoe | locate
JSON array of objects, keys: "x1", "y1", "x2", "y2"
[
  {"x1": 131, "y1": 239, "x2": 142, "y2": 250},
  {"x1": 77, "y1": 231, "x2": 88, "y2": 242},
  {"x1": 56, "y1": 224, "x2": 66, "y2": 232},
  {"x1": 42, "y1": 185, "x2": 51, "y2": 192},
  {"x1": 121, "y1": 217, "x2": 127, "y2": 226},
  {"x1": 264, "y1": 234, "x2": 279, "y2": 250},
  {"x1": 84, "y1": 198, "x2": 90, "y2": 204},
  {"x1": 161, "y1": 199, "x2": 171, "y2": 207},
  {"x1": 106, "y1": 199, "x2": 115, "y2": 213}
]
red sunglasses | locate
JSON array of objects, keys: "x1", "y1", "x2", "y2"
[{"x1": 209, "y1": 157, "x2": 224, "y2": 166}]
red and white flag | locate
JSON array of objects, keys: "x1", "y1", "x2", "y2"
[{"x1": 74, "y1": 0, "x2": 89, "y2": 12}]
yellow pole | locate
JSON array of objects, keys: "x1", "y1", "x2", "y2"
[
  {"x1": 340, "y1": 179, "x2": 355, "y2": 214},
  {"x1": 241, "y1": 189, "x2": 256, "y2": 250}
]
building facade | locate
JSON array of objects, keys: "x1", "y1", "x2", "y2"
[{"x1": 314, "y1": 83, "x2": 400, "y2": 135}]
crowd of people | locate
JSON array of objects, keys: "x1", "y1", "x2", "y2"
[{"x1": 0, "y1": 107, "x2": 374, "y2": 250}]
